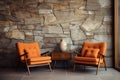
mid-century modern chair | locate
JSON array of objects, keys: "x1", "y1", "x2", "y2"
[
  {"x1": 73, "y1": 42, "x2": 107, "y2": 75},
  {"x1": 16, "y1": 42, "x2": 52, "y2": 75}
]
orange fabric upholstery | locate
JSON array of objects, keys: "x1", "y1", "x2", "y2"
[
  {"x1": 84, "y1": 48, "x2": 99, "y2": 58},
  {"x1": 73, "y1": 42, "x2": 107, "y2": 75},
  {"x1": 81, "y1": 42, "x2": 106, "y2": 57},
  {"x1": 16, "y1": 42, "x2": 52, "y2": 74}
]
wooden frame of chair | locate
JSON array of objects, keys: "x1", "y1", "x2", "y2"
[{"x1": 23, "y1": 50, "x2": 52, "y2": 75}]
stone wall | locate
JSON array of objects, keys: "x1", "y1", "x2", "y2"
[{"x1": 0, "y1": 0, "x2": 113, "y2": 67}]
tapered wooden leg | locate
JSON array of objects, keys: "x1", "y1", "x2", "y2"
[
  {"x1": 48, "y1": 63, "x2": 52, "y2": 72},
  {"x1": 73, "y1": 64, "x2": 76, "y2": 71},
  {"x1": 103, "y1": 58, "x2": 107, "y2": 71},
  {"x1": 26, "y1": 65, "x2": 30, "y2": 75},
  {"x1": 83, "y1": 65, "x2": 85, "y2": 71}
]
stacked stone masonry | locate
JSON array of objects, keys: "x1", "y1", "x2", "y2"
[{"x1": 0, "y1": 0, "x2": 113, "y2": 67}]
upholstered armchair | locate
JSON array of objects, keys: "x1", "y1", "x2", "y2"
[
  {"x1": 73, "y1": 42, "x2": 107, "y2": 75},
  {"x1": 16, "y1": 42, "x2": 52, "y2": 75}
]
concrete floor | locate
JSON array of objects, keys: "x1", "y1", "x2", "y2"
[{"x1": 0, "y1": 67, "x2": 120, "y2": 80}]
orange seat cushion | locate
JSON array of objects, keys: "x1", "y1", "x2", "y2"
[
  {"x1": 28, "y1": 56, "x2": 51, "y2": 65},
  {"x1": 29, "y1": 56, "x2": 51, "y2": 62},
  {"x1": 84, "y1": 48, "x2": 99, "y2": 58},
  {"x1": 74, "y1": 56, "x2": 103, "y2": 64}
]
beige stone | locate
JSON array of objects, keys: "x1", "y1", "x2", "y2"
[
  {"x1": 70, "y1": 1, "x2": 86, "y2": 8},
  {"x1": 53, "y1": 11, "x2": 86, "y2": 24},
  {"x1": 44, "y1": 13, "x2": 56, "y2": 24},
  {"x1": 75, "y1": 9, "x2": 88, "y2": 15},
  {"x1": 5, "y1": 29, "x2": 25, "y2": 40},
  {"x1": 61, "y1": 23, "x2": 69, "y2": 29},
  {"x1": 0, "y1": 21, "x2": 14, "y2": 27},
  {"x1": 53, "y1": 4, "x2": 69, "y2": 11}
]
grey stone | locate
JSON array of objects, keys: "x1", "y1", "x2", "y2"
[
  {"x1": 95, "y1": 8, "x2": 112, "y2": 16},
  {"x1": 34, "y1": 36, "x2": 43, "y2": 42},
  {"x1": 44, "y1": 14, "x2": 56, "y2": 24},
  {"x1": 94, "y1": 35, "x2": 112, "y2": 49},
  {"x1": 42, "y1": 43, "x2": 56, "y2": 48},
  {"x1": 25, "y1": 16, "x2": 44, "y2": 24},
  {"x1": 43, "y1": 37, "x2": 57, "y2": 43},
  {"x1": 21, "y1": 25, "x2": 35, "y2": 30},
  {"x1": 94, "y1": 24, "x2": 112, "y2": 35},
  {"x1": 39, "y1": 9, "x2": 52, "y2": 14},
  {"x1": 0, "y1": 38, "x2": 10, "y2": 48},
  {"x1": 9, "y1": 25, "x2": 17, "y2": 31},
  {"x1": 33, "y1": 31, "x2": 42, "y2": 36},
  {"x1": 44, "y1": 34, "x2": 70, "y2": 38},
  {"x1": 86, "y1": 0, "x2": 100, "y2": 10},
  {"x1": 99, "y1": 0, "x2": 111, "y2": 8},
  {"x1": 104, "y1": 16, "x2": 112, "y2": 22},
  {"x1": 24, "y1": 30, "x2": 33, "y2": 36},
  {"x1": 54, "y1": 11, "x2": 86, "y2": 24},
  {"x1": 61, "y1": 23, "x2": 69, "y2": 29},
  {"x1": 69, "y1": 24, "x2": 80, "y2": 30},
  {"x1": 61, "y1": 38, "x2": 73, "y2": 45},
  {"x1": 25, "y1": 35, "x2": 34, "y2": 41},
  {"x1": 71, "y1": 29, "x2": 86, "y2": 41},
  {"x1": 3, "y1": 27, "x2": 10, "y2": 32},
  {"x1": 42, "y1": 25, "x2": 63, "y2": 34},
  {"x1": 63, "y1": 29, "x2": 70, "y2": 34},
  {"x1": 81, "y1": 16, "x2": 103, "y2": 32}
]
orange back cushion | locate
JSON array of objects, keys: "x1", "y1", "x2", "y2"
[
  {"x1": 81, "y1": 42, "x2": 106, "y2": 58},
  {"x1": 16, "y1": 42, "x2": 41, "y2": 61},
  {"x1": 84, "y1": 48, "x2": 99, "y2": 58}
]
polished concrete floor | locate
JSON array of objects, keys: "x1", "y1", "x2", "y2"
[{"x1": 0, "y1": 66, "x2": 120, "y2": 80}]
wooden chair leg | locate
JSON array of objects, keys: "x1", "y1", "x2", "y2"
[
  {"x1": 48, "y1": 63, "x2": 52, "y2": 72},
  {"x1": 96, "y1": 62, "x2": 101, "y2": 75},
  {"x1": 83, "y1": 65, "x2": 85, "y2": 71},
  {"x1": 26, "y1": 65, "x2": 30, "y2": 75},
  {"x1": 73, "y1": 64, "x2": 76, "y2": 71},
  {"x1": 103, "y1": 59, "x2": 107, "y2": 71},
  {"x1": 52, "y1": 60, "x2": 56, "y2": 68}
]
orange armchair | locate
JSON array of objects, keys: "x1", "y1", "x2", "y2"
[
  {"x1": 73, "y1": 42, "x2": 107, "y2": 75},
  {"x1": 16, "y1": 42, "x2": 52, "y2": 75}
]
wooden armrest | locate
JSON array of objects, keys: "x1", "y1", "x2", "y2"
[
  {"x1": 74, "y1": 50, "x2": 81, "y2": 56},
  {"x1": 98, "y1": 53, "x2": 106, "y2": 57},
  {"x1": 20, "y1": 53, "x2": 28, "y2": 57},
  {"x1": 41, "y1": 51, "x2": 51, "y2": 56}
]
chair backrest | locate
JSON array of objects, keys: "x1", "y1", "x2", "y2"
[
  {"x1": 81, "y1": 42, "x2": 106, "y2": 58},
  {"x1": 16, "y1": 42, "x2": 41, "y2": 61}
]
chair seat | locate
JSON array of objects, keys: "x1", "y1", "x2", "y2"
[
  {"x1": 28, "y1": 56, "x2": 51, "y2": 65},
  {"x1": 74, "y1": 56, "x2": 103, "y2": 64}
]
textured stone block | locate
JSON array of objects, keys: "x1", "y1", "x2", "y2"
[
  {"x1": 33, "y1": 31, "x2": 42, "y2": 36},
  {"x1": 81, "y1": 16, "x2": 103, "y2": 32},
  {"x1": 70, "y1": 1, "x2": 86, "y2": 9},
  {"x1": 86, "y1": 0, "x2": 100, "y2": 10},
  {"x1": 44, "y1": 13, "x2": 56, "y2": 24},
  {"x1": 39, "y1": 9, "x2": 52, "y2": 14},
  {"x1": 71, "y1": 29, "x2": 86, "y2": 41},
  {"x1": 5, "y1": 29, "x2": 25, "y2": 40},
  {"x1": 42, "y1": 25, "x2": 63, "y2": 34},
  {"x1": 34, "y1": 36, "x2": 43, "y2": 42},
  {"x1": 53, "y1": 4, "x2": 69, "y2": 11},
  {"x1": 25, "y1": 16, "x2": 44, "y2": 24}
]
